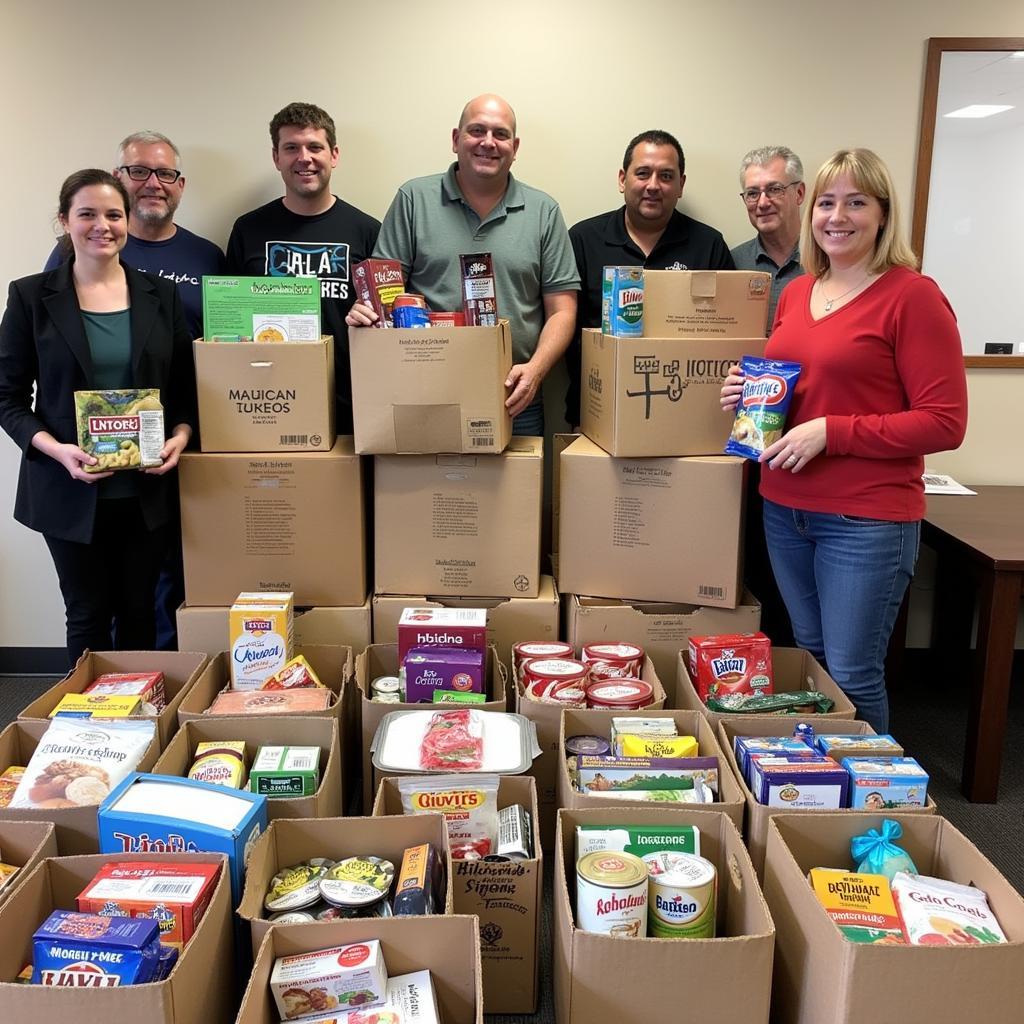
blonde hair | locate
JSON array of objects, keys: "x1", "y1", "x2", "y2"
[{"x1": 800, "y1": 148, "x2": 918, "y2": 278}]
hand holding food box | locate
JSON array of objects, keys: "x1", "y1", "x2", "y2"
[{"x1": 74, "y1": 389, "x2": 165, "y2": 472}]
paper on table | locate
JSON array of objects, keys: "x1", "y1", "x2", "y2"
[{"x1": 923, "y1": 473, "x2": 976, "y2": 495}]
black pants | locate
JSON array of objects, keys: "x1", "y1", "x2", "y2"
[{"x1": 45, "y1": 498, "x2": 169, "y2": 668}]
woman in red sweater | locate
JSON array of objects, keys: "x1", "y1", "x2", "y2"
[{"x1": 721, "y1": 149, "x2": 967, "y2": 731}]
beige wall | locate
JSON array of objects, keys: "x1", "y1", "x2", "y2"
[{"x1": 1, "y1": 0, "x2": 1021, "y2": 647}]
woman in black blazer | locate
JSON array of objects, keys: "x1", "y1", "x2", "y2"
[{"x1": 0, "y1": 169, "x2": 196, "y2": 665}]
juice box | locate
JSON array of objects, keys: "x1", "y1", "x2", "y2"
[
  {"x1": 810, "y1": 868, "x2": 905, "y2": 944},
  {"x1": 601, "y1": 266, "x2": 644, "y2": 337},
  {"x1": 229, "y1": 595, "x2": 294, "y2": 690}
]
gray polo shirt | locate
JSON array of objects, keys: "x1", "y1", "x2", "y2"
[
  {"x1": 375, "y1": 163, "x2": 580, "y2": 364},
  {"x1": 730, "y1": 236, "x2": 803, "y2": 332}
]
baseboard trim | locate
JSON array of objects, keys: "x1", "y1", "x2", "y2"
[{"x1": 0, "y1": 647, "x2": 68, "y2": 675}]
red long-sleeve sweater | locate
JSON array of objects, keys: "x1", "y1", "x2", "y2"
[{"x1": 760, "y1": 267, "x2": 968, "y2": 521}]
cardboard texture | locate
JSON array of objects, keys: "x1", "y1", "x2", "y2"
[
  {"x1": 350, "y1": 320, "x2": 513, "y2": 455},
  {"x1": 0, "y1": 821, "x2": 56, "y2": 907},
  {"x1": 556, "y1": 708, "x2": 744, "y2": 832},
  {"x1": 558, "y1": 436, "x2": 745, "y2": 607},
  {"x1": 179, "y1": 438, "x2": 366, "y2": 607},
  {"x1": 235, "y1": 915, "x2": 483, "y2": 1024},
  {"x1": 0, "y1": 851, "x2": 234, "y2": 1024},
  {"x1": 580, "y1": 329, "x2": 767, "y2": 456},
  {"x1": 676, "y1": 646, "x2": 858, "y2": 730},
  {"x1": 152, "y1": 716, "x2": 344, "y2": 822},
  {"x1": 565, "y1": 590, "x2": 761, "y2": 706},
  {"x1": 355, "y1": 645, "x2": 508, "y2": 811},
  {"x1": 175, "y1": 599, "x2": 371, "y2": 657},
  {"x1": 642, "y1": 269, "x2": 771, "y2": 338},
  {"x1": 237, "y1": 813, "x2": 453, "y2": 958},
  {"x1": 0, "y1": 719, "x2": 161, "y2": 855},
  {"x1": 374, "y1": 774, "x2": 542, "y2": 1014},
  {"x1": 374, "y1": 437, "x2": 543, "y2": 599},
  {"x1": 553, "y1": 806, "x2": 774, "y2": 1024},
  {"x1": 550, "y1": 433, "x2": 579, "y2": 556},
  {"x1": 16, "y1": 649, "x2": 208, "y2": 751},
  {"x1": 718, "y1": 718, "x2": 937, "y2": 877},
  {"x1": 193, "y1": 334, "x2": 335, "y2": 452},
  {"x1": 372, "y1": 575, "x2": 559, "y2": 663},
  {"x1": 764, "y1": 813, "x2": 1024, "y2": 1024}
]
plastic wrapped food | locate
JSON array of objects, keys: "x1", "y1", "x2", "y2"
[
  {"x1": 704, "y1": 690, "x2": 835, "y2": 715},
  {"x1": 419, "y1": 708, "x2": 484, "y2": 770},
  {"x1": 399, "y1": 774, "x2": 499, "y2": 860}
]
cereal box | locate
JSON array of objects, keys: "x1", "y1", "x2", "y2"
[
  {"x1": 229, "y1": 595, "x2": 294, "y2": 690},
  {"x1": 810, "y1": 869, "x2": 905, "y2": 944}
]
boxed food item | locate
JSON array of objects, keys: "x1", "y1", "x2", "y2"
[
  {"x1": 74, "y1": 388, "x2": 164, "y2": 472},
  {"x1": 249, "y1": 746, "x2": 320, "y2": 798},
  {"x1": 573, "y1": 755, "x2": 719, "y2": 801},
  {"x1": 0, "y1": 765, "x2": 25, "y2": 808},
  {"x1": 201, "y1": 275, "x2": 321, "y2": 342},
  {"x1": 85, "y1": 671, "x2": 166, "y2": 709},
  {"x1": 206, "y1": 688, "x2": 333, "y2": 717},
  {"x1": 809, "y1": 869, "x2": 905, "y2": 944},
  {"x1": 688, "y1": 632, "x2": 774, "y2": 702},
  {"x1": 352, "y1": 258, "x2": 406, "y2": 327},
  {"x1": 188, "y1": 741, "x2": 247, "y2": 789},
  {"x1": 48, "y1": 693, "x2": 144, "y2": 719},
  {"x1": 843, "y1": 757, "x2": 929, "y2": 809},
  {"x1": 891, "y1": 871, "x2": 1008, "y2": 945},
  {"x1": 402, "y1": 648, "x2": 485, "y2": 704},
  {"x1": 229, "y1": 594, "x2": 295, "y2": 690},
  {"x1": 397, "y1": 608, "x2": 488, "y2": 663},
  {"x1": 815, "y1": 734, "x2": 904, "y2": 762}
]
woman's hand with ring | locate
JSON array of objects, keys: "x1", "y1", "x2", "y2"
[{"x1": 760, "y1": 417, "x2": 828, "y2": 472}]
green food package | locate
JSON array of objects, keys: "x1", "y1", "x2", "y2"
[
  {"x1": 705, "y1": 690, "x2": 836, "y2": 715},
  {"x1": 74, "y1": 389, "x2": 164, "y2": 472}
]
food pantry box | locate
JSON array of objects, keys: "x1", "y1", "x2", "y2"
[
  {"x1": 237, "y1": 813, "x2": 452, "y2": 958},
  {"x1": 350, "y1": 320, "x2": 513, "y2": 455},
  {"x1": 374, "y1": 437, "x2": 542, "y2": 599},
  {"x1": 235, "y1": 915, "x2": 483, "y2": 1024},
  {"x1": 553, "y1": 806, "x2": 774, "y2": 1024},
  {"x1": 374, "y1": 774, "x2": 541, "y2": 1014},
  {"x1": 355, "y1": 645, "x2": 507, "y2": 812},
  {"x1": 0, "y1": 821, "x2": 56, "y2": 907},
  {"x1": 0, "y1": 720, "x2": 161, "y2": 855},
  {"x1": 718, "y1": 719, "x2": 937, "y2": 877},
  {"x1": 764, "y1": 813, "x2": 1024, "y2": 1024},
  {"x1": 565, "y1": 590, "x2": 761, "y2": 706},
  {"x1": 17, "y1": 650, "x2": 208, "y2": 751},
  {"x1": 372, "y1": 575, "x2": 559, "y2": 663},
  {"x1": 179, "y1": 438, "x2": 365, "y2": 607},
  {"x1": 558, "y1": 436, "x2": 745, "y2": 608},
  {"x1": 580, "y1": 329, "x2": 767, "y2": 457},
  {"x1": 152, "y1": 716, "x2": 343, "y2": 823},
  {"x1": 0, "y1": 851, "x2": 233, "y2": 1024},
  {"x1": 642, "y1": 269, "x2": 771, "y2": 338}
]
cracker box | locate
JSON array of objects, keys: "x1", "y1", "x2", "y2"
[
  {"x1": 229, "y1": 596, "x2": 295, "y2": 690},
  {"x1": 843, "y1": 757, "x2": 929, "y2": 809}
]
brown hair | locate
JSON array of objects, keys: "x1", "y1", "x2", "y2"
[
  {"x1": 57, "y1": 169, "x2": 129, "y2": 255},
  {"x1": 270, "y1": 102, "x2": 337, "y2": 149}
]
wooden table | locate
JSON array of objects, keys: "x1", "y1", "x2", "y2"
[{"x1": 923, "y1": 486, "x2": 1024, "y2": 802}]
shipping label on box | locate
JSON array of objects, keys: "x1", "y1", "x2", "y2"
[
  {"x1": 201, "y1": 275, "x2": 321, "y2": 341},
  {"x1": 642, "y1": 270, "x2": 771, "y2": 338}
]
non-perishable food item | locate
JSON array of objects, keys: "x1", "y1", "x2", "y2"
[
  {"x1": 431, "y1": 689, "x2": 487, "y2": 704},
  {"x1": 705, "y1": 690, "x2": 835, "y2": 715},
  {"x1": 511, "y1": 641, "x2": 574, "y2": 684},
  {"x1": 371, "y1": 675, "x2": 402, "y2": 701},
  {"x1": 576, "y1": 850, "x2": 648, "y2": 937},
  {"x1": 850, "y1": 819, "x2": 919, "y2": 880},
  {"x1": 565, "y1": 735, "x2": 612, "y2": 759},
  {"x1": 49, "y1": 693, "x2": 144, "y2": 719},
  {"x1": 724, "y1": 355, "x2": 802, "y2": 460},
  {"x1": 392, "y1": 294, "x2": 432, "y2": 328},
  {"x1": 689, "y1": 632, "x2": 773, "y2": 702},
  {"x1": 581, "y1": 642, "x2": 645, "y2": 681},
  {"x1": 575, "y1": 754, "x2": 719, "y2": 799},
  {"x1": 0, "y1": 765, "x2": 25, "y2": 807},
  {"x1": 842, "y1": 756, "x2": 929, "y2": 809},
  {"x1": 261, "y1": 654, "x2": 325, "y2": 690},
  {"x1": 393, "y1": 843, "x2": 442, "y2": 916},
  {"x1": 585, "y1": 678, "x2": 654, "y2": 711},
  {"x1": 264, "y1": 860, "x2": 336, "y2": 914},
  {"x1": 397, "y1": 607, "x2": 488, "y2": 663},
  {"x1": 616, "y1": 734, "x2": 698, "y2": 760},
  {"x1": 402, "y1": 646, "x2": 484, "y2": 704},
  {"x1": 229, "y1": 595, "x2": 294, "y2": 691},
  {"x1": 816, "y1": 733, "x2": 904, "y2": 761},
  {"x1": 85, "y1": 671, "x2": 166, "y2": 710},
  {"x1": 459, "y1": 252, "x2": 498, "y2": 326},
  {"x1": 319, "y1": 857, "x2": 395, "y2": 909},
  {"x1": 288, "y1": 970, "x2": 441, "y2": 1024},
  {"x1": 645, "y1": 851, "x2": 717, "y2": 938},
  {"x1": 352, "y1": 257, "x2": 406, "y2": 328},
  {"x1": 398, "y1": 774, "x2": 500, "y2": 861},
  {"x1": 187, "y1": 740, "x2": 247, "y2": 789},
  {"x1": 891, "y1": 871, "x2": 1008, "y2": 945},
  {"x1": 809, "y1": 869, "x2": 906, "y2": 945},
  {"x1": 576, "y1": 823, "x2": 701, "y2": 860},
  {"x1": 734, "y1": 735, "x2": 820, "y2": 783},
  {"x1": 270, "y1": 938, "x2": 389, "y2": 1020},
  {"x1": 9, "y1": 717, "x2": 155, "y2": 809},
  {"x1": 601, "y1": 266, "x2": 645, "y2": 337},
  {"x1": 582, "y1": 788, "x2": 707, "y2": 804},
  {"x1": 497, "y1": 803, "x2": 534, "y2": 860},
  {"x1": 249, "y1": 745, "x2": 321, "y2": 798},
  {"x1": 750, "y1": 756, "x2": 849, "y2": 808},
  {"x1": 201, "y1": 275, "x2": 321, "y2": 343},
  {"x1": 74, "y1": 388, "x2": 164, "y2": 473},
  {"x1": 206, "y1": 688, "x2": 332, "y2": 716}
]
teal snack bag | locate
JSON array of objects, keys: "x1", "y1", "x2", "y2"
[
  {"x1": 725, "y1": 355, "x2": 801, "y2": 459},
  {"x1": 851, "y1": 819, "x2": 918, "y2": 880}
]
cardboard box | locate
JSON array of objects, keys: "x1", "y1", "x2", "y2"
[
  {"x1": 179, "y1": 438, "x2": 365, "y2": 608},
  {"x1": 551, "y1": 433, "x2": 579, "y2": 555},
  {"x1": 0, "y1": 821, "x2": 56, "y2": 906},
  {"x1": 556, "y1": 708, "x2": 744, "y2": 833},
  {"x1": 565, "y1": 590, "x2": 761, "y2": 706},
  {"x1": 16, "y1": 650, "x2": 207, "y2": 751},
  {"x1": 372, "y1": 575, "x2": 559, "y2": 663},
  {"x1": 0, "y1": 851, "x2": 234, "y2": 1024},
  {"x1": 152, "y1": 716, "x2": 343, "y2": 822},
  {"x1": 642, "y1": 269, "x2": 771, "y2": 338},
  {"x1": 0, "y1": 720, "x2": 161, "y2": 855},
  {"x1": 237, "y1": 814, "x2": 453, "y2": 958},
  {"x1": 719, "y1": 718, "x2": 937, "y2": 877},
  {"x1": 350, "y1": 320, "x2": 513, "y2": 455},
  {"x1": 235, "y1": 915, "x2": 483, "y2": 1024},
  {"x1": 558, "y1": 436, "x2": 745, "y2": 607},
  {"x1": 175, "y1": 599, "x2": 371, "y2": 657},
  {"x1": 581, "y1": 329, "x2": 767, "y2": 457},
  {"x1": 553, "y1": 806, "x2": 774, "y2": 1024},
  {"x1": 764, "y1": 813, "x2": 1024, "y2": 1024},
  {"x1": 193, "y1": 334, "x2": 335, "y2": 452},
  {"x1": 676, "y1": 646, "x2": 858, "y2": 730},
  {"x1": 374, "y1": 437, "x2": 542, "y2": 599},
  {"x1": 355, "y1": 645, "x2": 507, "y2": 812},
  {"x1": 374, "y1": 774, "x2": 541, "y2": 1014}
]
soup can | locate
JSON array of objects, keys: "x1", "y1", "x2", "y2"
[
  {"x1": 644, "y1": 851, "x2": 717, "y2": 938},
  {"x1": 576, "y1": 850, "x2": 648, "y2": 937},
  {"x1": 582, "y1": 643, "x2": 644, "y2": 681},
  {"x1": 586, "y1": 678, "x2": 653, "y2": 710},
  {"x1": 512, "y1": 641, "x2": 574, "y2": 683}
]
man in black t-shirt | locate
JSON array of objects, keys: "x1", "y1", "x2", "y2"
[{"x1": 226, "y1": 102, "x2": 379, "y2": 432}]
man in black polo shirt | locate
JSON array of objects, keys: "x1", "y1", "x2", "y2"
[{"x1": 565, "y1": 130, "x2": 733, "y2": 426}]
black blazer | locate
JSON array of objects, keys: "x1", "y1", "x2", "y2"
[{"x1": 0, "y1": 259, "x2": 197, "y2": 543}]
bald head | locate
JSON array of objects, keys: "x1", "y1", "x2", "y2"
[{"x1": 458, "y1": 94, "x2": 517, "y2": 136}]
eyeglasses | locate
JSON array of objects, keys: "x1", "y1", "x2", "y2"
[
  {"x1": 740, "y1": 182, "x2": 801, "y2": 205},
  {"x1": 118, "y1": 165, "x2": 182, "y2": 184}
]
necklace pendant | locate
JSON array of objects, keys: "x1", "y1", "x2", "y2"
[{"x1": 824, "y1": 299, "x2": 834, "y2": 312}]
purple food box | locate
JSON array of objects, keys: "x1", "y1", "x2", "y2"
[
  {"x1": 753, "y1": 758, "x2": 849, "y2": 808},
  {"x1": 403, "y1": 646, "x2": 485, "y2": 703}
]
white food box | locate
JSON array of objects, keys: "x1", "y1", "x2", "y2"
[{"x1": 297, "y1": 970, "x2": 441, "y2": 1024}]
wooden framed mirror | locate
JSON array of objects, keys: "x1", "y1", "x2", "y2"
[{"x1": 913, "y1": 37, "x2": 1024, "y2": 368}]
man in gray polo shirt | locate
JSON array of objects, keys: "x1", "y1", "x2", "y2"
[
  {"x1": 730, "y1": 145, "x2": 805, "y2": 331},
  {"x1": 346, "y1": 93, "x2": 579, "y2": 434}
]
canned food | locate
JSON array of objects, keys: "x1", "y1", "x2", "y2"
[
  {"x1": 374, "y1": 692, "x2": 402, "y2": 704},
  {"x1": 264, "y1": 859, "x2": 335, "y2": 913},
  {"x1": 267, "y1": 909, "x2": 317, "y2": 924},
  {"x1": 372, "y1": 675, "x2": 402, "y2": 696},
  {"x1": 644, "y1": 851, "x2": 717, "y2": 938},
  {"x1": 512, "y1": 642, "x2": 574, "y2": 683},
  {"x1": 392, "y1": 305, "x2": 432, "y2": 328},
  {"x1": 392, "y1": 293, "x2": 428, "y2": 309},
  {"x1": 565, "y1": 734, "x2": 612, "y2": 757},
  {"x1": 427, "y1": 311, "x2": 466, "y2": 327},
  {"x1": 586, "y1": 678, "x2": 654, "y2": 710},
  {"x1": 318, "y1": 856, "x2": 395, "y2": 908},
  {"x1": 521, "y1": 657, "x2": 590, "y2": 699},
  {"x1": 576, "y1": 850, "x2": 648, "y2": 937},
  {"x1": 582, "y1": 643, "x2": 645, "y2": 681}
]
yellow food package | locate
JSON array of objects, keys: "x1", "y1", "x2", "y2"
[
  {"x1": 188, "y1": 740, "x2": 247, "y2": 789},
  {"x1": 617, "y1": 734, "x2": 699, "y2": 759},
  {"x1": 0, "y1": 863, "x2": 20, "y2": 894},
  {"x1": 0, "y1": 766, "x2": 25, "y2": 808},
  {"x1": 49, "y1": 693, "x2": 143, "y2": 719}
]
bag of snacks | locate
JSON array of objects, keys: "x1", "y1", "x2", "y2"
[
  {"x1": 851, "y1": 819, "x2": 919, "y2": 880},
  {"x1": 398, "y1": 774, "x2": 499, "y2": 860}
]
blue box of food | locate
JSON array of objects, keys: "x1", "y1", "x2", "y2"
[
  {"x1": 752, "y1": 756, "x2": 849, "y2": 808},
  {"x1": 734, "y1": 736, "x2": 817, "y2": 783},
  {"x1": 815, "y1": 734, "x2": 903, "y2": 759},
  {"x1": 98, "y1": 773, "x2": 267, "y2": 906},
  {"x1": 842, "y1": 756, "x2": 929, "y2": 809}
]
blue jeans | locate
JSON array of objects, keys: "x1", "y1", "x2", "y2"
[
  {"x1": 762, "y1": 499, "x2": 920, "y2": 733},
  {"x1": 512, "y1": 396, "x2": 545, "y2": 437}
]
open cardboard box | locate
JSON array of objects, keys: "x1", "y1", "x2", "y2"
[
  {"x1": 236, "y1": 915, "x2": 483, "y2": 1024},
  {"x1": 764, "y1": 812, "x2": 1024, "y2": 1024},
  {"x1": 719, "y1": 718, "x2": 937, "y2": 877},
  {"x1": 374, "y1": 774, "x2": 542, "y2": 1014},
  {"x1": 0, "y1": 821, "x2": 56, "y2": 907},
  {"x1": 553, "y1": 806, "x2": 774, "y2": 1024},
  {"x1": 236, "y1": 812, "x2": 453, "y2": 959},
  {"x1": 0, "y1": 852, "x2": 234, "y2": 1024},
  {"x1": 0, "y1": 720, "x2": 161, "y2": 855},
  {"x1": 642, "y1": 269, "x2": 771, "y2": 337},
  {"x1": 152, "y1": 716, "x2": 343, "y2": 822},
  {"x1": 17, "y1": 649, "x2": 208, "y2": 751}
]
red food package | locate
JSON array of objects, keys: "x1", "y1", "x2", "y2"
[
  {"x1": 419, "y1": 708, "x2": 484, "y2": 770},
  {"x1": 259, "y1": 655, "x2": 323, "y2": 690},
  {"x1": 688, "y1": 632, "x2": 774, "y2": 702}
]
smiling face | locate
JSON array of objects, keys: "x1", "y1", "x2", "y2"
[
  {"x1": 811, "y1": 172, "x2": 886, "y2": 271},
  {"x1": 117, "y1": 141, "x2": 184, "y2": 229},
  {"x1": 58, "y1": 183, "x2": 128, "y2": 263},
  {"x1": 742, "y1": 156, "x2": 804, "y2": 240},
  {"x1": 273, "y1": 124, "x2": 338, "y2": 206},
  {"x1": 452, "y1": 96, "x2": 519, "y2": 186},
  {"x1": 619, "y1": 142, "x2": 684, "y2": 232}
]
